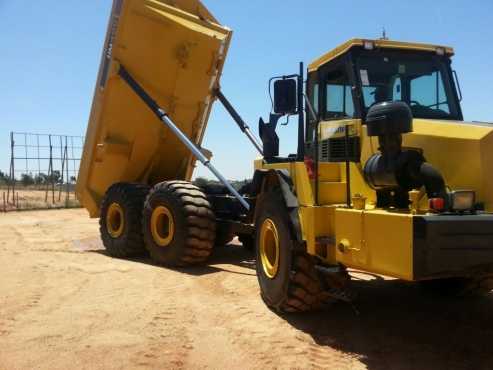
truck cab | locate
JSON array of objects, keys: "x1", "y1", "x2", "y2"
[{"x1": 254, "y1": 39, "x2": 493, "y2": 300}]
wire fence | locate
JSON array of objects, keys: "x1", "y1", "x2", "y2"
[{"x1": 1, "y1": 132, "x2": 85, "y2": 212}]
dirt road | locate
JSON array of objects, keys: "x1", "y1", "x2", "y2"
[{"x1": 1, "y1": 209, "x2": 492, "y2": 370}]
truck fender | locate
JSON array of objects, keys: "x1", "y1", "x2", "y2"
[{"x1": 250, "y1": 169, "x2": 303, "y2": 243}]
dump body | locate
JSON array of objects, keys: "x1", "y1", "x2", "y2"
[{"x1": 77, "y1": 0, "x2": 232, "y2": 217}]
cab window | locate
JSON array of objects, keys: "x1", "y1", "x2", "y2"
[
  {"x1": 357, "y1": 53, "x2": 460, "y2": 120},
  {"x1": 311, "y1": 83, "x2": 319, "y2": 114},
  {"x1": 325, "y1": 70, "x2": 355, "y2": 120},
  {"x1": 411, "y1": 71, "x2": 449, "y2": 113}
]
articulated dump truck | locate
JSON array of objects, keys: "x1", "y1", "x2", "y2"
[{"x1": 78, "y1": 0, "x2": 493, "y2": 312}]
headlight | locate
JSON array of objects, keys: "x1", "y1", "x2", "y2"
[
  {"x1": 363, "y1": 41, "x2": 374, "y2": 50},
  {"x1": 449, "y1": 190, "x2": 476, "y2": 212},
  {"x1": 436, "y1": 47, "x2": 446, "y2": 56}
]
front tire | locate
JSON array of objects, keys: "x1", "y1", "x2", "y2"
[
  {"x1": 142, "y1": 181, "x2": 216, "y2": 267},
  {"x1": 255, "y1": 191, "x2": 326, "y2": 313},
  {"x1": 99, "y1": 183, "x2": 150, "y2": 258}
]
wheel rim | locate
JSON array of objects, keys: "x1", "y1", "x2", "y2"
[
  {"x1": 260, "y1": 218, "x2": 280, "y2": 279},
  {"x1": 106, "y1": 203, "x2": 125, "y2": 238},
  {"x1": 151, "y1": 206, "x2": 175, "y2": 247}
]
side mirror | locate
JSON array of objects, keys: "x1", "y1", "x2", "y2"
[{"x1": 274, "y1": 79, "x2": 298, "y2": 115}]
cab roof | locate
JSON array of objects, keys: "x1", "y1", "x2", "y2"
[{"x1": 308, "y1": 38, "x2": 455, "y2": 72}]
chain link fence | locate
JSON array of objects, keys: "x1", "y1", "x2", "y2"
[{"x1": 1, "y1": 132, "x2": 84, "y2": 212}]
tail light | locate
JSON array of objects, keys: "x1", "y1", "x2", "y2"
[
  {"x1": 304, "y1": 156, "x2": 315, "y2": 180},
  {"x1": 429, "y1": 197, "x2": 445, "y2": 212}
]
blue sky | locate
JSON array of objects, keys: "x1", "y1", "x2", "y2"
[{"x1": 1, "y1": 0, "x2": 492, "y2": 180}]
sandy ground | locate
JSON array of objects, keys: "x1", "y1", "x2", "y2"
[{"x1": 1, "y1": 209, "x2": 493, "y2": 370}]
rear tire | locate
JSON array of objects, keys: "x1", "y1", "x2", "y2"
[
  {"x1": 142, "y1": 181, "x2": 216, "y2": 267},
  {"x1": 99, "y1": 183, "x2": 150, "y2": 258},
  {"x1": 255, "y1": 190, "x2": 326, "y2": 313}
]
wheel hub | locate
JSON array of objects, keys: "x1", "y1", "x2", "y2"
[
  {"x1": 106, "y1": 202, "x2": 125, "y2": 238},
  {"x1": 151, "y1": 205, "x2": 175, "y2": 247},
  {"x1": 260, "y1": 218, "x2": 280, "y2": 279}
]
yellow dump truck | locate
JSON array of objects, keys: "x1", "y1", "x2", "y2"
[{"x1": 78, "y1": 0, "x2": 493, "y2": 312}]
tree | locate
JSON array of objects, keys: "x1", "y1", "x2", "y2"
[
  {"x1": 21, "y1": 173, "x2": 35, "y2": 186},
  {"x1": 49, "y1": 170, "x2": 62, "y2": 184},
  {"x1": 193, "y1": 177, "x2": 210, "y2": 188},
  {"x1": 34, "y1": 173, "x2": 48, "y2": 185}
]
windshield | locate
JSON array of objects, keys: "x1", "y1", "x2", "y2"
[{"x1": 356, "y1": 53, "x2": 461, "y2": 120}]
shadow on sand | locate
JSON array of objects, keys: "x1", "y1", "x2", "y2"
[
  {"x1": 90, "y1": 241, "x2": 256, "y2": 276},
  {"x1": 283, "y1": 277, "x2": 493, "y2": 370},
  {"x1": 89, "y1": 239, "x2": 493, "y2": 369}
]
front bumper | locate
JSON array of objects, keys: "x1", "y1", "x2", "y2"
[{"x1": 413, "y1": 214, "x2": 493, "y2": 279}]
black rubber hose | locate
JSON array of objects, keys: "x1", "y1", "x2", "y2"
[{"x1": 419, "y1": 162, "x2": 447, "y2": 199}]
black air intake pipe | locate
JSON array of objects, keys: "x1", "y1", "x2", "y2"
[{"x1": 363, "y1": 102, "x2": 447, "y2": 208}]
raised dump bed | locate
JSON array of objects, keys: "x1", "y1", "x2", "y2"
[{"x1": 77, "y1": 0, "x2": 232, "y2": 217}]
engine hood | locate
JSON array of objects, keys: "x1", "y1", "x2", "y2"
[{"x1": 403, "y1": 119, "x2": 493, "y2": 211}]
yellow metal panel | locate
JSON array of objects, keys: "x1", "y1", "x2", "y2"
[
  {"x1": 308, "y1": 38, "x2": 454, "y2": 72},
  {"x1": 155, "y1": 0, "x2": 219, "y2": 23},
  {"x1": 411, "y1": 119, "x2": 492, "y2": 139},
  {"x1": 290, "y1": 162, "x2": 314, "y2": 206},
  {"x1": 77, "y1": 0, "x2": 232, "y2": 217},
  {"x1": 314, "y1": 206, "x2": 337, "y2": 263},
  {"x1": 299, "y1": 206, "x2": 337, "y2": 264},
  {"x1": 317, "y1": 182, "x2": 347, "y2": 205},
  {"x1": 349, "y1": 119, "x2": 493, "y2": 212},
  {"x1": 298, "y1": 206, "x2": 337, "y2": 264},
  {"x1": 481, "y1": 131, "x2": 493, "y2": 211},
  {"x1": 298, "y1": 206, "x2": 315, "y2": 254},
  {"x1": 404, "y1": 120, "x2": 493, "y2": 212},
  {"x1": 317, "y1": 162, "x2": 341, "y2": 182},
  {"x1": 335, "y1": 209, "x2": 414, "y2": 280}
]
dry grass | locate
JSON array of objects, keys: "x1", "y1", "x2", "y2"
[{"x1": 0, "y1": 187, "x2": 80, "y2": 212}]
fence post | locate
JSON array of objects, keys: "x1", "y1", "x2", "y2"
[
  {"x1": 7, "y1": 132, "x2": 15, "y2": 204},
  {"x1": 65, "y1": 137, "x2": 70, "y2": 203},
  {"x1": 59, "y1": 135, "x2": 65, "y2": 202}
]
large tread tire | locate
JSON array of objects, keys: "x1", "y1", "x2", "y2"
[
  {"x1": 142, "y1": 181, "x2": 216, "y2": 267},
  {"x1": 255, "y1": 190, "x2": 327, "y2": 313},
  {"x1": 99, "y1": 182, "x2": 150, "y2": 258}
]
